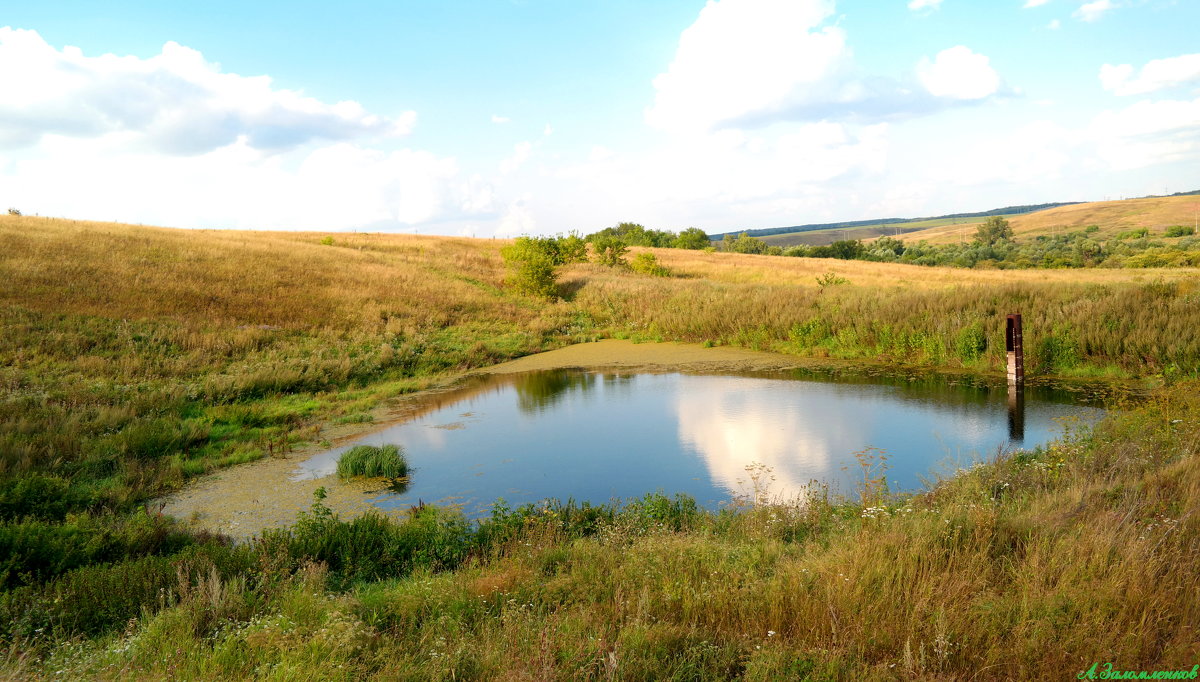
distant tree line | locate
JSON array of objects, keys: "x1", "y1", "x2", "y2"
[{"x1": 584, "y1": 222, "x2": 711, "y2": 250}]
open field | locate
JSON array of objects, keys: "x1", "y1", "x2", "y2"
[
  {"x1": 897, "y1": 195, "x2": 1200, "y2": 244},
  {"x1": 3, "y1": 214, "x2": 1200, "y2": 678}
]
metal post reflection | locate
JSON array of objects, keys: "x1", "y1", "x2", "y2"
[{"x1": 1007, "y1": 383, "x2": 1025, "y2": 444}]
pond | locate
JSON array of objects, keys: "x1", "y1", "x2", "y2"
[{"x1": 294, "y1": 369, "x2": 1107, "y2": 517}]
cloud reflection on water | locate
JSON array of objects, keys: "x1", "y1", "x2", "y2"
[{"x1": 674, "y1": 376, "x2": 869, "y2": 501}]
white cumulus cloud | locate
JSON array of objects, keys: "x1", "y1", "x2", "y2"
[
  {"x1": 0, "y1": 27, "x2": 504, "y2": 231},
  {"x1": 907, "y1": 0, "x2": 943, "y2": 10},
  {"x1": 645, "y1": 0, "x2": 852, "y2": 132},
  {"x1": 1089, "y1": 97, "x2": 1200, "y2": 170},
  {"x1": 0, "y1": 27, "x2": 414, "y2": 155},
  {"x1": 1023, "y1": 0, "x2": 1052, "y2": 7},
  {"x1": 1100, "y1": 54, "x2": 1200, "y2": 96},
  {"x1": 4, "y1": 137, "x2": 476, "y2": 230},
  {"x1": 1074, "y1": 0, "x2": 1115, "y2": 22},
  {"x1": 916, "y1": 46, "x2": 1001, "y2": 100}
]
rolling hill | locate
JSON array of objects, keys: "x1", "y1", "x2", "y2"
[{"x1": 894, "y1": 194, "x2": 1200, "y2": 244}]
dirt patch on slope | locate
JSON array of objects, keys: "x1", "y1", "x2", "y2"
[{"x1": 484, "y1": 339, "x2": 814, "y2": 374}]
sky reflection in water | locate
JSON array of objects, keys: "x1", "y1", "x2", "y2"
[{"x1": 295, "y1": 370, "x2": 1106, "y2": 517}]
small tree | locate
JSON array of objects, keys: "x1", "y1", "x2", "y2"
[
  {"x1": 502, "y1": 237, "x2": 560, "y2": 299},
  {"x1": 557, "y1": 232, "x2": 589, "y2": 263},
  {"x1": 673, "y1": 227, "x2": 710, "y2": 250},
  {"x1": 723, "y1": 232, "x2": 768, "y2": 254},
  {"x1": 591, "y1": 235, "x2": 629, "y2": 268},
  {"x1": 827, "y1": 239, "x2": 865, "y2": 260},
  {"x1": 975, "y1": 216, "x2": 1013, "y2": 245}
]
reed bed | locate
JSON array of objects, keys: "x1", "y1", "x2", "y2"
[{"x1": 337, "y1": 445, "x2": 408, "y2": 479}]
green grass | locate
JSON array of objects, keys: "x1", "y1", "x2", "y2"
[{"x1": 336, "y1": 445, "x2": 408, "y2": 479}]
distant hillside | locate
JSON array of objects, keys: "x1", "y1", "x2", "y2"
[
  {"x1": 897, "y1": 194, "x2": 1200, "y2": 245},
  {"x1": 711, "y1": 201, "x2": 1080, "y2": 242},
  {"x1": 758, "y1": 215, "x2": 1021, "y2": 248}
]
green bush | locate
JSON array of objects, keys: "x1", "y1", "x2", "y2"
[
  {"x1": 0, "y1": 509, "x2": 197, "y2": 590},
  {"x1": 954, "y1": 321, "x2": 988, "y2": 363},
  {"x1": 0, "y1": 474, "x2": 92, "y2": 521},
  {"x1": 630, "y1": 252, "x2": 671, "y2": 277},
  {"x1": 827, "y1": 239, "x2": 866, "y2": 260},
  {"x1": 557, "y1": 232, "x2": 588, "y2": 263},
  {"x1": 591, "y1": 235, "x2": 630, "y2": 267},
  {"x1": 1166, "y1": 225, "x2": 1195, "y2": 237},
  {"x1": 337, "y1": 444, "x2": 408, "y2": 479},
  {"x1": 1034, "y1": 331, "x2": 1081, "y2": 372},
  {"x1": 501, "y1": 237, "x2": 560, "y2": 299},
  {"x1": 722, "y1": 232, "x2": 768, "y2": 254},
  {"x1": 260, "y1": 493, "x2": 473, "y2": 589},
  {"x1": 975, "y1": 216, "x2": 1013, "y2": 245},
  {"x1": 1115, "y1": 228, "x2": 1149, "y2": 240},
  {"x1": 0, "y1": 541, "x2": 252, "y2": 640},
  {"x1": 673, "y1": 227, "x2": 710, "y2": 250}
]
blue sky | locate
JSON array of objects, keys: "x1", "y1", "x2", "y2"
[{"x1": 1, "y1": 0, "x2": 1198, "y2": 236}]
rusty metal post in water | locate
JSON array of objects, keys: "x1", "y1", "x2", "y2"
[
  {"x1": 1006, "y1": 314, "x2": 1024, "y2": 385},
  {"x1": 1005, "y1": 314, "x2": 1025, "y2": 443}
]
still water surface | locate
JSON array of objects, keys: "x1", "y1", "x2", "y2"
[{"x1": 295, "y1": 370, "x2": 1106, "y2": 516}]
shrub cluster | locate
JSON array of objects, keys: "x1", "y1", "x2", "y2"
[
  {"x1": 501, "y1": 234, "x2": 587, "y2": 299},
  {"x1": 629, "y1": 252, "x2": 671, "y2": 277}
]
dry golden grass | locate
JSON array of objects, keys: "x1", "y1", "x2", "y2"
[
  {"x1": 5, "y1": 213, "x2": 1193, "y2": 328},
  {"x1": 1, "y1": 214, "x2": 521, "y2": 330},
  {"x1": 897, "y1": 195, "x2": 1200, "y2": 244}
]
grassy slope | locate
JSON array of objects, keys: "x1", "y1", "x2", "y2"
[
  {"x1": 896, "y1": 195, "x2": 1200, "y2": 244},
  {"x1": 2, "y1": 214, "x2": 1200, "y2": 678}
]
